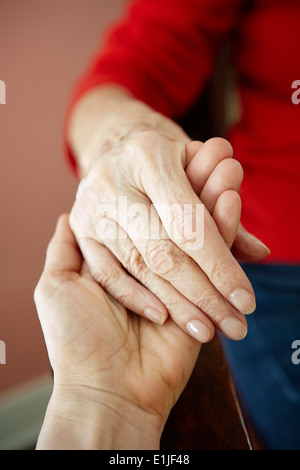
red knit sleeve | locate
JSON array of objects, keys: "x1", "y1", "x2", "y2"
[{"x1": 65, "y1": 0, "x2": 242, "y2": 173}]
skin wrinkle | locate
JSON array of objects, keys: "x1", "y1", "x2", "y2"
[
  {"x1": 55, "y1": 382, "x2": 163, "y2": 426},
  {"x1": 67, "y1": 85, "x2": 267, "y2": 347},
  {"x1": 35, "y1": 215, "x2": 206, "y2": 450}
]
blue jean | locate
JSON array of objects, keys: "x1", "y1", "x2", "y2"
[{"x1": 221, "y1": 263, "x2": 300, "y2": 450}]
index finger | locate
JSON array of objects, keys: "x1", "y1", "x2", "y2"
[{"x1": 142, "y1": 167, "x2": 256, "y2": 315}]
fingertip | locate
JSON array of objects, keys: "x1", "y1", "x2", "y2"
[
  {"x1": 44, "y1": 213, "x2": 81, "y2": 273},
  {"x1": 186, "y1": 319, "x2": 215, "y2": 343},
  {"x1": 229, "y1": 288, "x2": 256, "y2": 315},
  {"x1": 53, "y1": 213, "x2": 74, "y2": 242},
  {"x1": 232, "y1": 225, "x2": 271, "y2": 261},
  {"x1": 143, "y1": 307, "x2": 168, "y2": 325},
  {"x1": 55, "y1": 213, "x2": 70, "y2": 229},
  {"x1": 204, "y1": 137, "x2": 234, "y2": 159},
  {"x1": 219, "y1": 315, "x2": 248, "y2": 341}
]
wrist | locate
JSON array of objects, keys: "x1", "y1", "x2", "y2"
[
  {"x1": 37, "y1": 384, "x2": 163, "y2": 450},
  {"x1": 67, "y1": 85, "x2": 189, "y2": 178}
]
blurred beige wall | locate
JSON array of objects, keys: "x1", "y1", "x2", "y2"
[{"x1": 0, "y1": 0, "x2": 127, "y2": 395}]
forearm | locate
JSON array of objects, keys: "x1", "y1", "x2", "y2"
[
  {"x1": 36, "y1": 385, "x2": 162, "y2": 450},
  {"x1": 67, "y1": 84, "x2": 189, "y2": 178}
]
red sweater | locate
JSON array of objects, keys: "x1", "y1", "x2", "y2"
[{"x1": 67, "y1": 0, "x2": 300, "y2": 263}]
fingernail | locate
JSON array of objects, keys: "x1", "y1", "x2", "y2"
[
  {"x1": 245, "y1": 232, "x2": 271, "y2": 254},
  {"x1": 220, "y1": 317, "x2": 248, "y2": 340},
  {"x1": 186, "y1": 320, "x2": 211, "y2": 343},
  {"x1": 144, "y1": 308, "x2": 166, "y2": 325},
  {"x1": 230, "y1": 288, "x2": 256, "y2": 314}
]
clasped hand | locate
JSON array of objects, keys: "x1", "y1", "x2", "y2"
[{"x1": 34, "y1": 136, "x2": 269, "y2": 449}]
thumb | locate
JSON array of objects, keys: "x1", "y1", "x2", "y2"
[{"x1": 231, "y1": 224, "x2": 271, "y2": 261}]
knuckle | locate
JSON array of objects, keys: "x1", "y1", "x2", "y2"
[
  {"x1": 168, "y1": 205, "x2": 185, "y2": 239},
  {"x1": 127, "y1": 130, "x2": 176, "y2": 168},
  {"x1": 92, "y1": 263, "x2": 121, "y2": 290},
  {"x1": 116, "y1": 291, "x2": 133, "y2": 309},
  {"x1": 91, "y1": 155, "x2": 111, "y2": 178},
  {"x1": 78, "y1": 159, "x2": 120, "y2": 205},
  {"x1": 92, "y1": 265, "x2": 133, "y2": 308},
  {"x1": 209, "y1": 262, "x2": 233, "y2": 289},
  {"x1": 195, "y1": 291, "x2": 223, "y2": 317},
  {"x1": 122, "y1": 246, "x2": 145, "y2": 278},
  {"x1": 168, "y1": 203, "x2": 204, "y2": 249},
  {"x1": 144, "y1": 240, "x2": 179, "y2": 277}
]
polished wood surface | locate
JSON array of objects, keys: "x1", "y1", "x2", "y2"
[{"x1": 161, "y1": 335, "x2": 252, "y2": 450}]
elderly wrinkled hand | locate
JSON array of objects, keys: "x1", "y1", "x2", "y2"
[{"x1": 68, "y1": 87, "x2": 270, "y2": 343}]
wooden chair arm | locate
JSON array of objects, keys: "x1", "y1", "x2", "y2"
[{"x1": 161, "y1": 335, "x2": 252, "y2": 450}]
